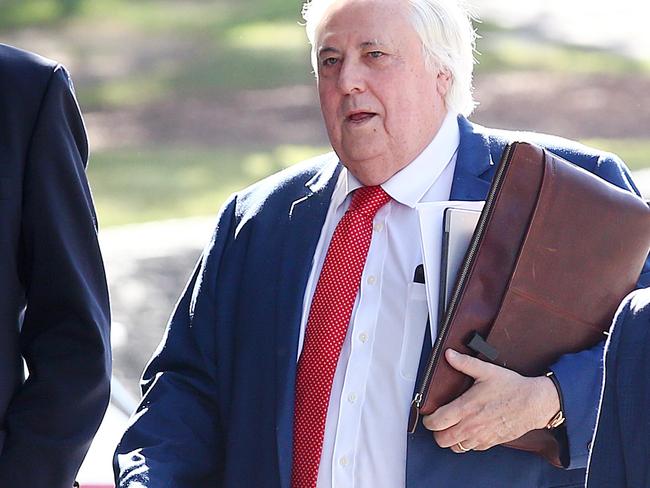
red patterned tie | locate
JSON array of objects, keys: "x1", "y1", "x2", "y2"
[{"x1": 291, "y1": 185, "x2": 391, "y2": 488}]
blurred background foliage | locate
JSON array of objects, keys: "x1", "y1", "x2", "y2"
[{"x1": 1, "y1": 0, "x2": 648, "y2": 226}]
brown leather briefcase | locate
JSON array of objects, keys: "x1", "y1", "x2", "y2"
[{"x1": 410, "y1": 141, "x2": 650, "y2": 467}]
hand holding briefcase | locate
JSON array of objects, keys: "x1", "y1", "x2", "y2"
[{"x1": 410, "y1": 142, "x2": 650, "y2": 467}]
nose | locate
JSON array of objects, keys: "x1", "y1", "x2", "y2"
[{"x1": 336, "y1": 59, "x2": 366, "y2": 94}]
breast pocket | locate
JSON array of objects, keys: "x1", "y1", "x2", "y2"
[{"x1": 399, "y1": 282, "x2": 429, "y2": 381}]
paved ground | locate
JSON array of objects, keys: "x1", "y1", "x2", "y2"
[{"x1": 102, "y1": 218, "x2": 214, "y2": 397}]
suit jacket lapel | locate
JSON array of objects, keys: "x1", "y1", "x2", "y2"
[
  {"x1": 450, "y1": 115, "x2": 495, "y2": 201},
  {"x1": 275, "y1": 156, "x2": 341, "y2": 488}
]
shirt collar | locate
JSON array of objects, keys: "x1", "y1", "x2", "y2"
[{"x1": 340, "y1": 110, "x2": 460, "y2": 209}]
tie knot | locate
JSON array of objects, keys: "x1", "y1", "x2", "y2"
[{"x1": 348, "y1": 186, "x2": 391, "y2": 217}]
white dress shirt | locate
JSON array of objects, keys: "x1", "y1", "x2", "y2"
[{"x1": 297, "y1": 111, "x2": 460, "y2": 488}]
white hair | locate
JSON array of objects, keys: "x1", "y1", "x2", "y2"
[{"x1": 302, "y1": 0, "x2": 479, "y2": 115}]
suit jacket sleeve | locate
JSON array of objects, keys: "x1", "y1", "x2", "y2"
[
  {"x1": 0, "y1": 65, "x2": 111, "y2": 487},
  {"x1": 113, "y1": 197, "x2": 237, "y2": 487},
  {"x1": 587, "y1": 289, "x2": 650, "y2": 487},
  {"x1": 549, "y1": 151, "x2": 650, "y2": 469}
]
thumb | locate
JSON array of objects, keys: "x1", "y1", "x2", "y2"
[{"x1": 445, "y1": 348, "x2": 491, "y2": 380}]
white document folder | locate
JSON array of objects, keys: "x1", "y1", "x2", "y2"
[
  {"x1": 440, "y1": 207, "x2": 483, "y2": 318},
  {"x1": 416, "y1": 201, "x2": 484, "y2": 342}
]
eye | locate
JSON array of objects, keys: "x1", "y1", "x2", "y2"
[
  {"x1": 368, "y1": 51, "x2": 385, "y2": 59},
  {"x1": 321, "y1": 57, "x2": 339, "y2": 67}
]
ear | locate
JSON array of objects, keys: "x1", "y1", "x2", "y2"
[{"x1": 436, "y1": 66, "x2": 452, "y2": 98}]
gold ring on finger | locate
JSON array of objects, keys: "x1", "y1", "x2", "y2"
[{"x1": 456, "y1": 441, "x2": 471, "y2": 453}]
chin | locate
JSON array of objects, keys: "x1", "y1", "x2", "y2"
[{"x1": 345, "y1": 164, "x2": 395, "y2": 187}]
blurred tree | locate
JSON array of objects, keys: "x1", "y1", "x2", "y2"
[
  {"x1": 0, "y1": 0, "x2": 83, "y2": 29},
  {"x1": 58, "y1": 0, "x2": 82, "y2": 15}
]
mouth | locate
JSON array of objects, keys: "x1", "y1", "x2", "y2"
[{"x1": 345, "y1": 111, "x2": 377, "y2": 124}]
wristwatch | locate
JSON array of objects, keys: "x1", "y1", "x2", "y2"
[{"x1": 545, "y1": 370, "x2": 566, "y2": 429}]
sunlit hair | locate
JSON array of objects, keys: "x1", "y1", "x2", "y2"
[{"x1": 302, "y1": 0, "x2": 479, "y2": 115}]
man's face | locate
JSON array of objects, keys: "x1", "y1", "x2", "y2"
[{"x1": 315, "y1": 0, "x2": 451, "y2": 186}]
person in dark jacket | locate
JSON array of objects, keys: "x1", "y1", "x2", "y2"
[
  {"x1": 0, "y1": 43, "x2": 111, "y2": 487},
  {"x1": 586, "y1": 288, "x2": 650, "y2": 488},
  {"x1": 113, "y1": 1, "x2": 648, "y2": 486}
]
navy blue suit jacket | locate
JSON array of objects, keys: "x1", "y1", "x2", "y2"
[
  {"x1": 586, "y1": 288, "x2": 650, "y2": 487},
  {"x1": 0, "y1": 44, "x2": 111, "y2": 487},
  {"x1": 115, "y1": 116, "x2": 649, "y2": 488}
]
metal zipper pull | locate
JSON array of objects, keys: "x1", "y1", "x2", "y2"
[{"x1": 408, "y1": 393, "x2": 422, "y2": 434}]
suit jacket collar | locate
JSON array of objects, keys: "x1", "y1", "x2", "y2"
[{"x1": 450, "y1": 115, "x2": 495, "y2": 201}]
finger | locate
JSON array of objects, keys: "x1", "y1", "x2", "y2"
[
  {"x1": 422, "y1": 401, "x2": 463, "y2": 432},
  {"x1": 470, "y1": 441, "x2": 493, "y2": 452},
  {"x1": 450, "y1": 444, "x2": 465, "y2": 454},
  {"x1": 433, "y1": 426, "x2": 467, "y2": 449},
  {"x1": 445, "y1": 348, "x2": 494, "y2": 381},
  {"x1": 449, "y1": 439, "x2": 474, "y2": 454}
]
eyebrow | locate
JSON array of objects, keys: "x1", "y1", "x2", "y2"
[
  {"x1": 317, "y1": 39, "x2": 388, "y2": 59},
  {"x1": 360, "y1": 40, "x2": 384, "y2": 49},
  {"x1": 317, "y1": 46, "x2": 341, "y2": 58}
]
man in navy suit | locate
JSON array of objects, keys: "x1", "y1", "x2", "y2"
[
  {"x1": 114, "y1": 0, "x2": 649, "y2": 486},
  {"x1": 586, "y1": 288, "x2": 650, "y2": 487},
  {"x1": 0, "y1": 44, "x2": 111, "y2": 487}
]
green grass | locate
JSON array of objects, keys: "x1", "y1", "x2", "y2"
[
  {"x1": 169, "y1": 43, "x2": 312, "y2": 95},
  {"x1": 168, "y1": 18, "x2": 313, "y2": 93},
  {"x1": 80, "y1": 0, "x2": 235, "y2": 34},
  {"x1": 0, "y1": 0, "x2": 69, "y2": 28},
  {"x1": 88, "y1": 144, "x2": 328, "y2": 226},
  {"x1": 88, "y1": 139, "x2": 650, "y2": 228},
  {"x1": 225, "y1": 21, "x2": 306, "y2": 52},
  {"x1": 77, "y1": 16, "x2": 311, "y2": 107},
  {"x1": 0, "y1": 0, "x2": 235, "y2": 31},
  {"x1": 78, "y1": 74, "x2": 172, "y2": 109},
  {"x1": 79, "y1": 0, "x2": 303, "y2": 34},
  {"x1": 582, "y1": 139, "x2": 650, "y2": 172},
  {"x1": 476, "y1": 36, "x2": 650, "y2": 75}
]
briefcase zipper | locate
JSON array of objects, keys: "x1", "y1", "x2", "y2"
[{"x1": 408, "y1": 143, "x2": 517, "y2": 434}]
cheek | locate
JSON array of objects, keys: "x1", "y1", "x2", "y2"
[
  {"x1": 318, "y1": 87, "x2": 339, "y2": 121},
  {"x1": 381, "y1": 90, "x2": 418, "y2": 131}
]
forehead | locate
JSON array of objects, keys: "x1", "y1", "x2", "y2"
[{"x1": 315, "y1": 0, "x2": 415, "y2": 47}]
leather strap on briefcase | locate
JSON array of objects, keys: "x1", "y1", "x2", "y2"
[{"x1": 409, "y1": 142, "x2": 650, "y2": 467}]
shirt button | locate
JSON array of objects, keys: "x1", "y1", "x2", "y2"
[
  {"x1": 359, "y1": 332, "x2": 368, "y2": 343},
  {"x1": 347, "y1": 392, "x2": 357, "y2": 404},
  {"x1": 367, "y1": 275, "x2": 376, "y2": 285},
  {"x1": 373, "y1": 222, "x2": 384, "y2": 232},
  {"x1": 339, "y1": 456, "x2": 349, "y2": 467}
]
